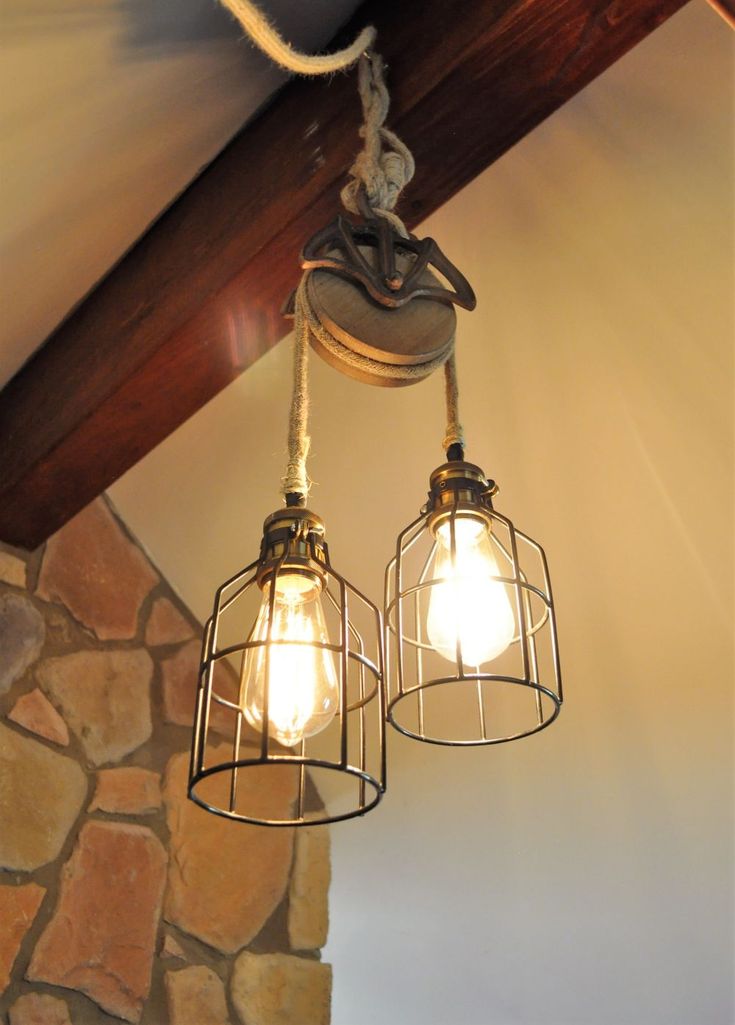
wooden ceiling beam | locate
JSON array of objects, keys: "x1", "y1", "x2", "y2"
[{"x1": 0, "y1": 0, "x2": 688, "y2": 548}]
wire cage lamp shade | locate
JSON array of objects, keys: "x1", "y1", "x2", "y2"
[
  {"x1": 385, "y1": 460, "x2": 563, "y2": 746},
  {"x1": 189, "y1": 508, "x2": 386, "y2": 826}
]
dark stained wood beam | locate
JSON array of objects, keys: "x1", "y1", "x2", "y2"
[{"x1": 0, "y1": 0, "x2": 689, "y2": 548}]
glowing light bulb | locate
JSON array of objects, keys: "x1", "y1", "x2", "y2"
[
  {"x1": 427, "y1": 516, "x2": 515, "y2": 665},
  {"x1": 242, "y1": 572, "x2": 339, "y2": 747}
]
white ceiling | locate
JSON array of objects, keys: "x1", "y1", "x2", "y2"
[
  {"x1": 110, "y1": 5, "x2": 733, "y2": 1024},
  {"x1": 0, "y1": 0, "x2": 362, "y2": 386}
]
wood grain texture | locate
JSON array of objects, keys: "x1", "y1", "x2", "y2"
[{"x1": 0, "y1": 0, "x2": 690, "y2": 548}]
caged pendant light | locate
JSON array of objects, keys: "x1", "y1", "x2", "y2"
[
  {"x1": 384, "y1": 447, "x2": 563, "y2": 746},
  {"x1": 380, "y1": 250, "x2": 563, "y2": 745},
  {"x1": 189, "y1": 503, "x2": 386, "y2": 826},
  {"x1": 190, "y1": 2, "x2": 563, "y2": 827},
  {"x1": 189, "y1": 307, "x2": 386, "y2": 826}
]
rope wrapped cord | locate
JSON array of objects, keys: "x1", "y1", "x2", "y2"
[
  {"x1": 281, "y1": 278, "x2": 465, "y2": 503},
  {"x1": 442, "y1": 353, "x2": 465, "y2": 454},
  {"x1": 281, "y1": 279, "x2": 312, "y2": 503}
]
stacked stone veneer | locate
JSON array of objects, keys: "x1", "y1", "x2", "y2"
[{"x1": 0, "y1": 498, "x2": 331, "y2": 1025}]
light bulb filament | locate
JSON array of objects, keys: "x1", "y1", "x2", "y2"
[
  {"x1": 426, "y1": 516, "x2": 515, "y2": 666},
  {"x1": 241, "y1": 573, "x2": 339, "y2": 747}
]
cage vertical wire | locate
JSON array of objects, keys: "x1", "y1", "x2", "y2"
[
  {"x1": 385, "y1": 461, "x2": 563, "y2": 746},
  {"x1": 189, "y1": 508, "x2": 386, "y2": 826}
]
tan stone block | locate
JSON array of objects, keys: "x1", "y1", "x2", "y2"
[
  {"x1": 37, "y1": 649, "x2": 152, "y2": 766},
  {"x1": 163, "y1": 747, "x2": 296, "y2": 953},
  {"x1": 161, "y1": 639, "x2": 240, "y2": 737},
  {"x1": 0, "y1": 882, "x2": 46, "y2": 993},
  {"x1": 0, "y1": 551, "x2": 26, "y2": 589},
  {"x1": 8, "y1": 992, "x2": 72, "y2": 1025},
  {"x1": 0, "y1": 725, "x2": 87, "y2": 871},
  {"x1": 89, "y1": 767, "x2": 161, "y2": 815},
  {"x1": 0, "y1": 593, "x2": 45, "y2": 695},
  {"x1": 27, "y1": 820, "x2": 167, "y2": 1024},
  {"x1": 165, "y1": 965, "x2": 231, "y2": 1025},
  {"x1": 145, "y1": 597, "x2": 195, "y2": 647},
  {"x1": 231, "y1": 952, "x2": 331, "y2": 1025},
  {"x1": 8, "y1": 689, "x2": 69, "y2": 746},
  {"x1": 288, "y1": 825, "x2": 331, "y2": 951},
  {"x1": 36, "y1": 498, "x2": 158, "y2": 641}
]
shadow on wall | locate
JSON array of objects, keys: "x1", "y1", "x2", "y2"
[
  {"x1": 0, "y1": 0, "x2": 237, "y2": 49},
  {"x1": 0, "y1": 495, "x2": 331, "y2": 1025}
]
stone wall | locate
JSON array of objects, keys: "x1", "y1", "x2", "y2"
[{"x1": 0, "y1": 498, "x2": 331, "y2": 1025}]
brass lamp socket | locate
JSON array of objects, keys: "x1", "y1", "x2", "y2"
[
  {"x1": 426, "y1": 461, "x2": 498, "y2": 536},
  {"x1": 256, "y1": 507, "x2": 329, "y2": 590}
]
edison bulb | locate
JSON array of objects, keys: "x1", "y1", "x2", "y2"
[
  {"x1": 427, "y1": 516, "x2": 515, "y2": 665},
  {"x1": 242, "y1": 572, "x2": 339, "y2": 747}
]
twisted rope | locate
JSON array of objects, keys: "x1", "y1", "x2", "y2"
[
  {"x1": 282, "y1": 279, "x2": 464, "y2": 503},
  {"x1": 281, "y1": 278, "x2": 312, "y2": 503},
  {"x1": 340, "y1": 53, "x2": 415, "y2": 235},
  {"x1": 442, "y1": 354, "x2": 465, "y2": 453},
  {"x1": 217, "y1": 0, "x2": 375, "y2": 75}
]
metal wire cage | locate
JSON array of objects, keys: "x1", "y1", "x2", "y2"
[
  {"x1": 189, "y1": 507, "x2": 386, "y2": 826},
  {"x1": 385, "y1": 461, "x2": 562, "y2": 746}
]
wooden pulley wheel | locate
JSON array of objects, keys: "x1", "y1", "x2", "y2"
[{"x1": 306, "y1": 248, "x2": 457, "y2": 388}]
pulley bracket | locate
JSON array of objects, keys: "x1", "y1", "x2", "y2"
[{"x1": 283, "y1": 214, "x2": 477, "y2": 388}]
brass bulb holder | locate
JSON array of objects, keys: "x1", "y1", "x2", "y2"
[
  {"x1": 256, "y1": 507, "x2": 329, "y2": 592},
  {"x1": 425, "y1": 460, "x2": 498, "y2": 537}
]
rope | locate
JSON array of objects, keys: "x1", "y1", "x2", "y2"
[
  {"x1": 217, "y1": 0, "x2": 375, "y2": 75},
  {"x1": 442, "y1": 354, "x2": 465, "y2": 453},
  {"x1": 340, "y1": 53, "x2": 415, "y2": 235},
  {"x1": 281, "y1": 279, "x2": 311, "y2": 503},
  {"x1": 282, "y1": 279, "x2": 464, "y2": 501}
]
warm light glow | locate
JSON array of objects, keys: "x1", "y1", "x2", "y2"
[
  {"x1": 427, "y1": 516, "x2": 515, "y2": 665},
  {"x1": 242, "y1": 572, "x2": 339, "y2": 747}
]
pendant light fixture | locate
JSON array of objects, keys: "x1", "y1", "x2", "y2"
[
  {"x1": 189, "y1": 283, "x2": 386, "y2": 826},
  {"x1": 189, "y1": 504, "x2": 386, "y2": 826},
  {"x1": 190, "y1": 1, "x2": 563, "y2": 826},
  {"x1": 384, "y1": 444, "x2": 563, "y2": 746}
]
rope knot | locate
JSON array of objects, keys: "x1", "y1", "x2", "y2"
[{"x1": 340, "y1": 54, "x2": 415, "y2": 234}]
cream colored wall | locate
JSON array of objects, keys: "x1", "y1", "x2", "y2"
[{"x1": 111, "y1": 5, "x2": 734, "y2": 1023}]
